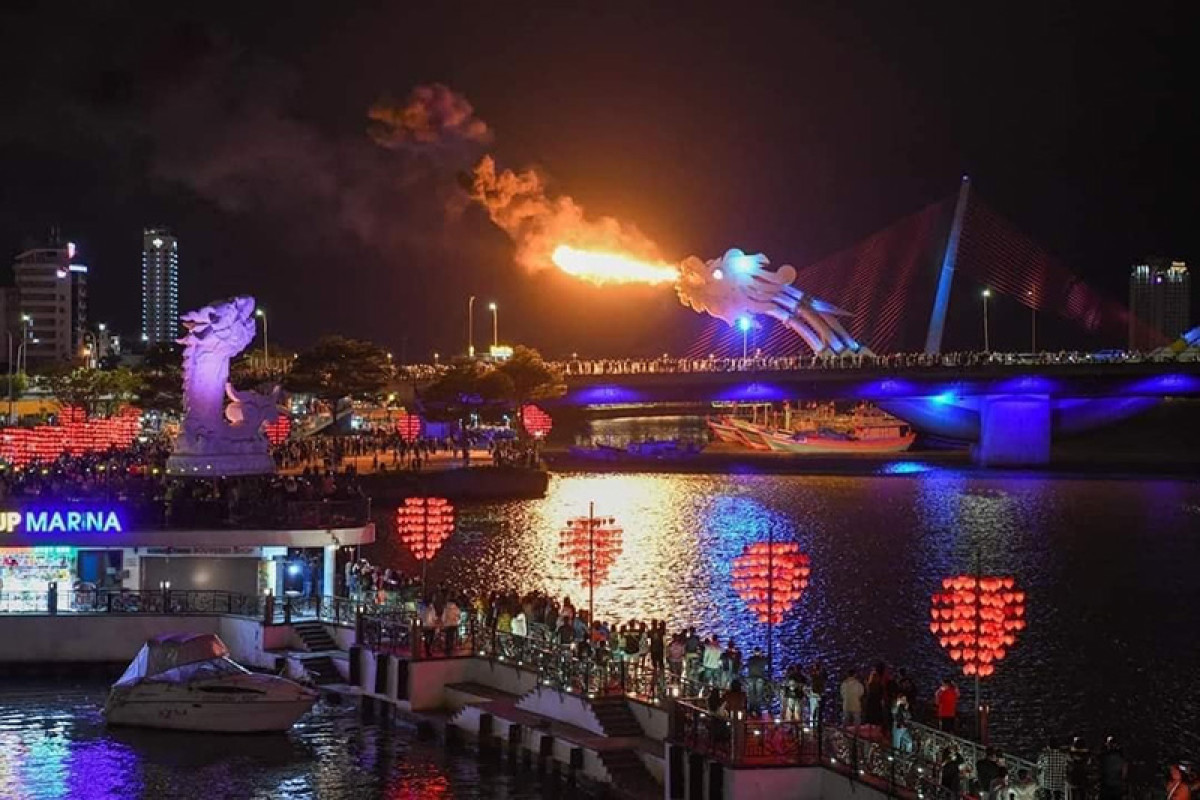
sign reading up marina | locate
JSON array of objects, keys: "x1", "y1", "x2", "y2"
[{"x1": 1, "y1": 508, "x2": 124, "y2": 534}]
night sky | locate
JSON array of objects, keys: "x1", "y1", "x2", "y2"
[{"x1": 0, "y1": 2, "x2": 1191, "y2": 358}]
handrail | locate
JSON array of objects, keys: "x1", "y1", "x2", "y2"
[{"x1": 0, "y1": 590, "x2": 364, "y2": 628}]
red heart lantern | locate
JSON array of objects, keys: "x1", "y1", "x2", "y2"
[
  {"x1": 731, "y1": 542, "x2": 811, "y2": 624},
  {"x1": 930, "y1": 574, "x2": 1027, "y2": 679},
  {"x1": 522, "y1": 404, "x2": 553, "y2": 439},
  {"x1": 558, "y1": 514, "x2": 623, "y2": 587},
  {"x1": 396, "y1": 497, "x2": 455, "y2": 561},
  {"x1": 395, "y1": 410, "x2": 423, "y2": 443},
  {"x1": 264, "y1": 415, "x2": 291, "y2": 445}
]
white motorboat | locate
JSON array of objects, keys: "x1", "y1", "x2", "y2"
[{"x1": 105, "y1": 633, "x2": 318, "y2": 733}]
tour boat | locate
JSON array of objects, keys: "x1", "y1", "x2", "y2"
[
  {"x1": 105, "y1": 633, "x2": 318, "y2": 733},
  {"x1": 760, "y1": 425, "x2": 916, "y2": 454}
]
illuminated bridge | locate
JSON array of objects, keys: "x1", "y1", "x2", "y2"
[{"x1": 546, "y1": 359, "x2": 1200, "y2": 466}]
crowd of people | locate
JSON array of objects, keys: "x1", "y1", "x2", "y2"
[{"x1": 554, "y1": 349, "x2": 1162, "y2": 376}]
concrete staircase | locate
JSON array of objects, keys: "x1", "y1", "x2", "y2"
[
  {"x1": 302, "y1": 654, "x2": 343, "y2": 685},
  {"x1": 587, "y1": 696, "x2": 660, "y2": 797},
  {"x1": 293, "y1": 620, "x2": 338, "y2": 652},
  {"x1": 588, "y1": 695, "x2": 644, "y2": 737}
]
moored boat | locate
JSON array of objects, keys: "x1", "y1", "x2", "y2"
[{"x1": 105, "y1": 633, "x2": 318, "y2": 733}]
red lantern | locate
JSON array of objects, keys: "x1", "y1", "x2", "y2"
[
  {"x1": 930, "y1": 574, "x2": 1026, "y2": 679},
  {"x1": 264, "y1": 415, "x2": 291, "y2": 445},
  {"x1": 395, "y1": 410, "x2": 423, "y2": 443},
  {"x1": 731, "y1": 542, "x2": 811, "y2": 624},
  {"x1": 522, "y1": 404, "x2": 553, "y2": 439},
  {"x1": 396, "y1": 497, "x2": 455, "y2": 561},
  {"x1": 558, "y1": 514, "x2": 623, "y2": 587}
]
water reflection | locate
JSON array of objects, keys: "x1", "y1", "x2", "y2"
[
  {"x1": 374, "y1": 470, "x2": 1200, "y2": 769},
  {"x1": 0, "y1": 684, "x2": 559, "y2": 799}
]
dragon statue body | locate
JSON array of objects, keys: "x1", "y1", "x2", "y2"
[
  {"x1": 166, "y1": 295, "x2": 281, "y2": 476},
  {"x1": 676, "y1": 248, "x2": 869, "y2": 356}
]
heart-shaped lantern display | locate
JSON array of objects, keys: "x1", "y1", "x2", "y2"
[
  {"x1": 731, "y1": 542, "x2": 811, "y2": 624},
  {"x1": 929, "y1": 574, "x2": 1027, "y2": 678}
]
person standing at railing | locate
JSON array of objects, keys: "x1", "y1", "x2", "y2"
[
  {"x1": 667, "y1": 630, "x2": 686, "y2": 683},
  {"x1": 1097, "y1": 738, "x2": 1127, "y2": 800},
  {"x1": 936, "y1": 677, "x2": 960, "y2": 733},
  {"x1": 977, "y1": 746, "x2": 1008, "y2": 800},
  {"x1": 442, "y1": 597, "x2": 461, "y2": 655},
  {"x1": 419, "y1": 597, "x2": 440, "y2": 658},
  {"x1": 684, "y1": 628, "x2": 703, "y2": 683},
  {"x1": 892, "y1": 693, "x2": 915, "y2": 753},
  {"x1": 745, "y1": 647, "x2": 768, "y2": 715},
  {"x1": 702, "y1": 636, "x2": 724, "y2": 687},
  {"x1": 940, "y1": 746, "x2": 965, "y2": 797},
  {"x1": 841, "y1": 669, "x2": 865, "y2": 728},
  {"x1": 721, "y1": 639, "x2": 743, "y2": 690}
]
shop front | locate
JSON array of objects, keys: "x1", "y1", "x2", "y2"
[{"x1": 0, "y1": 502, "x2": 375, "y2": 611}]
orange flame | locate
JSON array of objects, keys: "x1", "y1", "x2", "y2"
[{"x1": 550, "y1": 245, "x2": 679, "y2": 286}]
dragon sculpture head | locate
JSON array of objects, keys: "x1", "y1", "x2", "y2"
[{"x1": 178, "y1": 295, "x2": 257, "y2": 358}]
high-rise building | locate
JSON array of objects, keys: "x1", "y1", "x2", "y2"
[
  {"x1": 142, "y1": 227, "x2": 179, "y2": 345},
  {"x1": 1128, "y1": 259, "x2": 1190, "y2": 350},
  {"x1": 12, "y1": 239, "x2": 88, "y2": 364}
]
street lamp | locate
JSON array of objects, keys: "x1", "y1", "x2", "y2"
[
  {"x1": 738, "y1": 316, "x2": 752, "y2": 358},
  {"x1": 19, "y1": 315, "x2": 31, "y2": 375},
  {"x1": 1027, "y1": 290, "x2": 1036, "y2": 353},
  {"x1": 433, "y1": 352, "x2": 440, "y2": 365},
  {"x1": 488, "y1": 302, "x2": 498, "y2": 348},
  {"x1": 981, "y1": 289, "x2": 991, "y2": 352},
  {"x1": 467, "y1": 296, "x2": 476, "y2": 358},
  {"x1": 255, "y1": 308, "x2": 269, "y2": 369}
]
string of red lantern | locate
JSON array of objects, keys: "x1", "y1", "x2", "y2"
[
  {"x1": 929, "y1": 575, "x2": 1027, "y2": 678},
  {"x1": 396, "y1": 497, "x2": 456, "y2": 561},
  {"x1": 522, "y1": 405, "x2": 553, "y2": 439},
  {"x1": 395, "y1": 410, "x2": 423, "y2": 443},
  {"x1": 557, "y1": 514, "x2": 623, "y2": 587},
  {"x1": 731, "y1": 542, "x2": 811, "y2": 623},
  {"x1": 0, "y1": 407, "x2": 142, "y2": 467}
]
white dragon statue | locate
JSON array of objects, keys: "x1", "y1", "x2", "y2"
[{"x1": 166, "y1": 295, "x2": 281, "y2": 476}]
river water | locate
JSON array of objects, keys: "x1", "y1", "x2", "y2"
[
  {"x1": 0, "y1": 682, "x2": 567, "y2": 799},
  {"x1": 372, "y1": 467, "x2": 1200, "y2": 774}
]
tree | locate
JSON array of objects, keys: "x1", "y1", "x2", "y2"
[
  {"x1": 40, "y1": 366, "x2": 140, "y2": 417},
  {"x1": 132, "y1": 342, "x2": 183, "y2": 415},
  {"x1": 421, "y1": 360, "x2": 515, "y2": 421},
  {"x1": 285, "y1": 336, "x2": 393, "y2": 414},
  {"x1": 494, "y1": 346, "x2": 564, "y2": 437}
]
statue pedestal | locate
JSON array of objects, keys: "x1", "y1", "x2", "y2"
[{"x1": 166, "y1": 451, "x2": 276, "y2": 477}]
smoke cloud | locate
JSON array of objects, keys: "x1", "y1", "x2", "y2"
[
  {"x1": 368, "y1": 83, "x2": 492, "y2": 149},
  {"x1": 468, "y1": 154, "x2": 662, "y2": 272},
  {"x1": 149, "y1": 56, "x2": 487, "y2": 256}
]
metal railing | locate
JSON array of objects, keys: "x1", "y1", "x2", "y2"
[{"x1": 0, "y1": 589, "x2": 366, "y2": 629}]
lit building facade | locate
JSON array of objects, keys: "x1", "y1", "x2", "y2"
[
  {"x1": 12, "y1": 241, "x2": 88, "y2": 365},
  {"x1": 142, "y1": 227, "x2": 179, "y2": 345},
  {"x1": 1129, "y1": 259, "x2": 1190, "y2": 350}
]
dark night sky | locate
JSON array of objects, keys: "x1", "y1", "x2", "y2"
[{"x1": 0, "y1": 1, "x2": 1192, "y2": 357}]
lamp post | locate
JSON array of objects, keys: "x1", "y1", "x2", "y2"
[
  {"x1": 981, "y1": 290, "x2": 991, "y2": 352},
  {"x1": 738, "y1": 316, "x2": 752, "y2": 359},
  {"x1": 1027, "y1": 290, "x2": 1036, "y2": 353},
  {"x1": 467, "y1": 296, "x2": 476, "y2": 358},
  {"x1": 19, "y1": 315, "x2": 31, "y2": 375},
  {"x1": 489, "y1": 302, "x2": 498, "y2": 349},
  {"x1": 255, "y1": 308, "x2": 269, "y2": 370}
]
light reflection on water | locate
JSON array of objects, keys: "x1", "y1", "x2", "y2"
[
  {"x1": 0, "y1": 684, "x2": 559, "y2": 799},
  {"x1": 374, "y1": 471, "x2": 1200, "y2": 768}
]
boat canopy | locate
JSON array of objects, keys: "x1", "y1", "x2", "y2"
[{"x1": 115, "y1": 633, "x2": 232, "y2": 686}]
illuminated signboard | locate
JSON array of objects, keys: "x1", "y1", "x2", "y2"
[{"x1": 1, "y1": 508, "x2": 123, "y2": 534}]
